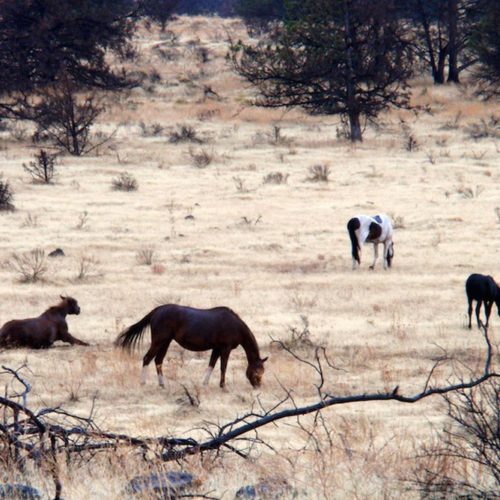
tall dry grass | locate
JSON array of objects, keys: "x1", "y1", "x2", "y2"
[{"x1": 0, "y1": 15, "x2": 499, "y2": 499}]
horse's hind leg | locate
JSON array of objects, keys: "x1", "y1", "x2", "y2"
[
  {"x1": 369, "y1": 244, "x2": 379, "y2": 270},
  {"x1": 203, "y1": 349, "x2": 220, "y2": 386},
  {"x1": 467, "y1": 298, "x2": 473, "y2": 329},
  {"x1": 475, "y1": 301, "x2": 483, "y2": 329},
  {"x1": 153, "y1": 341, "x2": 172, "y2": 388},
  {"x1": 141, "y1": 346, "x2": 156, "y2": 385},
  {"x1": 141, "y1": 340, "x2": 169, "y2": 385}
]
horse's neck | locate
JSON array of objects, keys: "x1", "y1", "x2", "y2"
[
  {"x1": 240, "y1": 329, "x2": 260, "y2": 364},
  {"x1": 43, "y1": 306, "x2": 67, "y2": 318}
]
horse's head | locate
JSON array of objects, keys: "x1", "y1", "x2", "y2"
[
  {"x1": 246, "y1": 357, "x2": 268, "y2": 388},
  {"x1": 386, "y1": 242, "x2": 394, "y2": 268},
  {"x1": 60, "y1": 295, "x2": 81, "y2": 315}
]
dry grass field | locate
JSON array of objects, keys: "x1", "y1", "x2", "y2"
[{"x1": 0, "y1": 15, "x2": 499, "y2": 499}]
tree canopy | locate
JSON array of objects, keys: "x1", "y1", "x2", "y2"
[
  {"x1": 231, "y1": 0, "x2": 414, "y2": 141},
  {"x1": 0, "y1": 0, "x2": 140, "y2": 118}
]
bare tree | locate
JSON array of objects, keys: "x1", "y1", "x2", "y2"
[
  {"x1": 31, "y1": 79, "x2": 110, "y2": 156},
  {"x1": 23, "y1": 150, "x2": 57, "y2": 184}
]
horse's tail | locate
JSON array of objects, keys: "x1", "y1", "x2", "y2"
[
  {"x1": 115, "y1": 308, "x2": 157, "y2": 352},
  {"x1": 347, "y1": 218, "x2": 361, "y2": 264}
]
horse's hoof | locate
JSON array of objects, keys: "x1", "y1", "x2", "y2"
[{"x1": 369, "y1": 266, "x2": 375, "y2": 270}]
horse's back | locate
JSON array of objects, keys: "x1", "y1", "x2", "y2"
[
  {"x1": 152, "y1": 304, "x2": 247, "y2": 350},
  {"x1": 0, "y1": 317, "x2": 54, "y2": 348},
  {"x1": 466, "y1": 274, "x2": 497, "y2": 301}
]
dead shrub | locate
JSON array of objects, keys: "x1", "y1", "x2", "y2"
[
  {"x1": 0, "y1": 176, "x2": 14, "y2": 211},
  {"x1": 75, "y1": 255, "x2": 100, "y2": 281},
  {"x1": 390, "y1": 214, "x2": 406, "y2": 229},
  {"x1": 274, "y1": 315, "x2": 315, "y2": 351},
  {"x1": 23, "y1": 149, "x2": 57, "y2": 184},
  {"x1": 465, "y1": 115, "x2": 500, "y2": 140},
  {"x1": 189, "y1": 147, "x2": 213, "y2": 168},
  {"x1": 267, "y1": 125, "x2": 292, "y2": 146},
  {"x1": 169, "y1": 125, "x2": 203, "y2": 144},
  {"x1": 456, "y1": 185, "x2": 484, "y2": 199},
  {"x1": 112, "y1": 172, "x2": 138, "y2": 191},
  {"x1": 306, "y1": 164, "x2": 330, "y2": 182},
  {"x1": 9, "y1": 248, "x2": 47, "y2": 283},
  {"x1": 263, "y1": 171, "x2": 289, "y2": 185},
  {"x1": 139, "y1": 122, "x2": 164, "y2": 137},
  {"x1": 136, "y1": 247, "x2": 156, "y2": 266}
]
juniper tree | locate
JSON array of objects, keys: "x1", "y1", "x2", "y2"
[
  {"x1": 231, "y1": 0, "x2": 413, "y2": 142},
  {"x1": 0, "y1": 0, "x2": 140, "y2": 120}
]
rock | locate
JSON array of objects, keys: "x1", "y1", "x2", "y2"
[
  {"x1": 0, "y1": 484, "x2": 41, "y2": 499},
  {"x1": 235, "y1": 479, "x2": 298, "y2": 499},
  {"x1": 126, "y1": 471, "x2": 195, "y2": 498},
  {"x1": 48, "y1": 248, "x2": 65, "y2": 257}
]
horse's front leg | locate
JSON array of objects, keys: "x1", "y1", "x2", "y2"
[
  {"x1": 219, "y1": 349, "x2": 231, "y2": 388},
  {"x1": 484, "y1": 301, "x2": 493, "y2": 328},
  {"x1": 475, "y1": 301, "x2": 483, "y2": 329},
  {"x1": 203, "y1": 349, "x2": 220, "y2": 386},
  {"x1": 369, "y1": 244, "x2": 379, "y2": 270},
  {"x1": 59, "y1": 330, "x2": 89, "y2": 346}
]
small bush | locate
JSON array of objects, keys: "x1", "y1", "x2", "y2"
[
  {"x1": 0, "y1": 176, "x2": 14, "y2": 211},
  {"x1": 400, "y1": 119, "x2": 419, "y2": 151},
  {"x1": 9, "y1": 249, "x2": 47, "y2": 283},
  {"x1": 465, "y1": 115, "x2": 500, "y2": 140},
  {"x1": 267, "y1": 125, "x2": 292, "y2": 146},
  {"x1": 32, "y1": 79, "x2": 107, "y2": 156},
  {"x1": 23, "y1": 150, "x2": 57, "y2": 184},
  {"x1": 189, "y1": 147, "x2": 213, "y2": 168},
  {"x1": 75, "y1": 255, "x2": 100, "y2": 280},
  {"x1": 136, "y1": 247, "x2": 156, "y2": 266},
  {"x1": 272, "y1": 316, "x2": 315, "y2": 351},
  {"x1": 112, "y1": 172, "x2": 138, "y2": 191},
  {"x1": 139, "y1": 122, "x2": 164, "y2": 137},
  {"x1": 413, "y1": 381, "x2": 500, "y2": 498},
  {"x1": 75, "y1": 211, "x2": 89, "y2": 230},
  {"x1": 169, "y1": 125, "x2": 203, "y2": 144},
  {"x1": 263, "y1": 171, "x2": 289, "y2": 185},
  {"x1": 306, "y1": 164, "x2": 330, "y2": 182}
]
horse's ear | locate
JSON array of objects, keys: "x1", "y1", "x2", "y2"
[
  {"x1": 261, "y1": 356, "x2": 269, "y2": 363},
  {"x1": 60, "y1": 294, "x2": 66, "y2": 300}
]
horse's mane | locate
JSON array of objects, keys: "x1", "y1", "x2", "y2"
[
  {"x1": 232, "y1": 310, "x2": 260, "y2": 361},
  {"x1": 44, "y1": 300, "x2": 68, "y2": 315}
]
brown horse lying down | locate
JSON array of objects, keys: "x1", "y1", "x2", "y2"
[
  {"x1": 115, "y1": 304, "x2": 267, "y2": 389},
  {"x1": 0, "y1": 296, "x2": 88, "y2": 349}
]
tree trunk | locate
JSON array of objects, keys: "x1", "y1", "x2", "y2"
[
  {"x1": 447, "y1": 0, "x2": 460, "y2": 83},
  {"x1": 348, "y1": 112, "x2": 362, "y2": 142},
  {"x1": 435, "y1": 47, "x2": 447, "y2": 84},
  {"x1": 343, "y1": 0, "x2": 362, "y2": 142}
]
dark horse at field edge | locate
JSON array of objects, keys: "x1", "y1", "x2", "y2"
[
  {"x1": 465, "y1": 273, "x2": 500, "y2": 329},
  {"x1": 115, "y1": 304, "x2": 268, "y2": 389},
  {"x1": 0, "y1": 296, "x2": 88, "y2": 348}
]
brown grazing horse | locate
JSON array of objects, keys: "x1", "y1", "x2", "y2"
[
  {"x1": 115, "y1": 304, "x2": 267, "y2": 389},
  {"x1": 0, "y1": 296, "x2": 88, "y2": 349}
]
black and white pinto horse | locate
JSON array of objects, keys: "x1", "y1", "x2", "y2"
[{"x1": 347, "y1": 214, "x2": 394, "y2": 270}]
